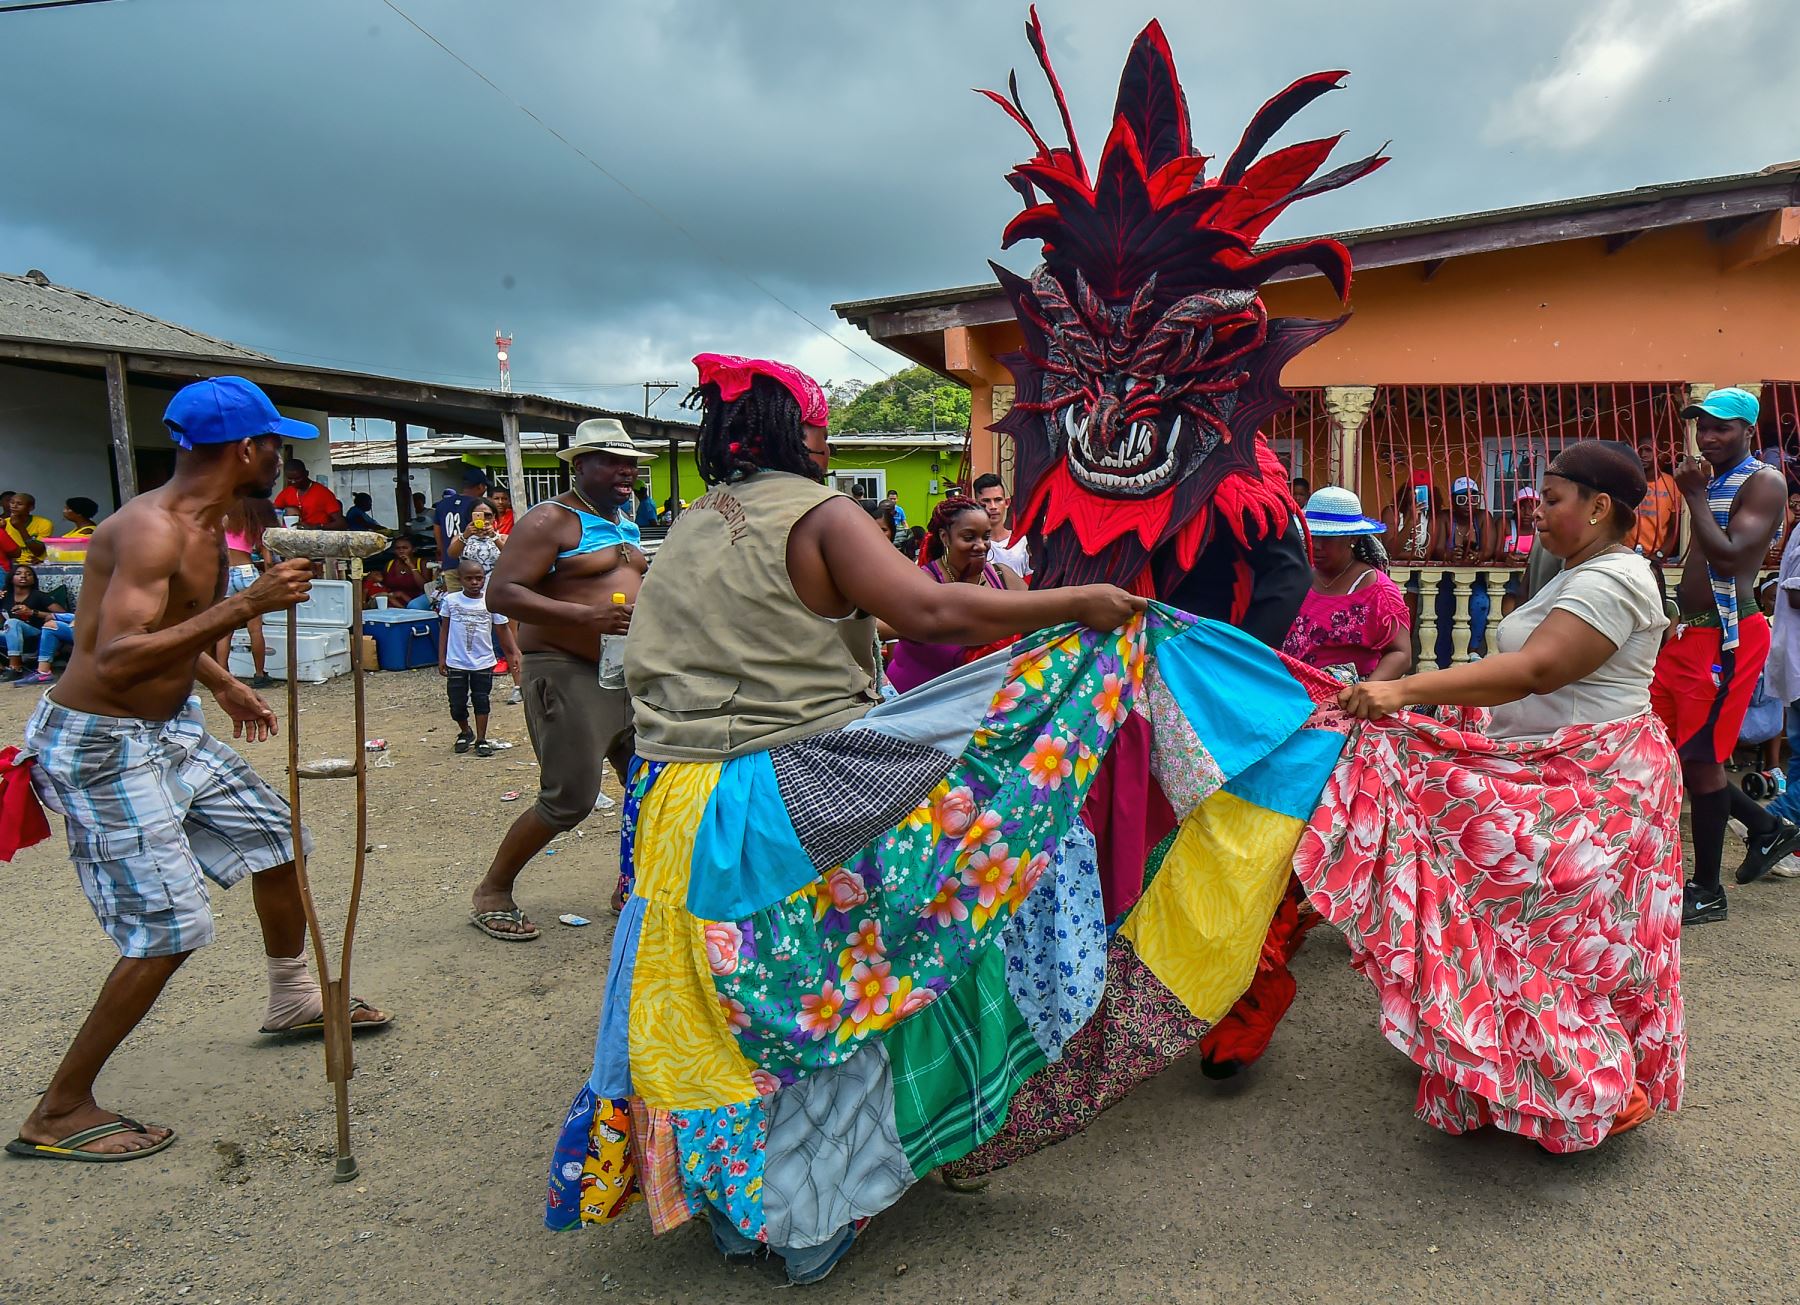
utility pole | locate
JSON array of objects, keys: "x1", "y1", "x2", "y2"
[
  {"x1": 642, "y1": 380, "x2": 677, "y2": 416},
  {"x1": 495, "y1": 330, "x2": 513, "y2": 393}
]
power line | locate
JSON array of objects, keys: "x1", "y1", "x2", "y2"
[
  {"x1": 376, "y1": 0, "x2": 896, "y2": 377},
  {"x1": 0, "y1": 0, "x2": 126, "y2": 11}
]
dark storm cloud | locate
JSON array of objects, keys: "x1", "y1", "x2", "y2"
[{"x1": 1, "y1": 0, "x2": 1793, "y2": 401}]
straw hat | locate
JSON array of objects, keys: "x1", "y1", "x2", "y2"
[
  {"x1": 558, "y1": 417, "x2": 655, "y2": 463},
  {"x1": 1302, "y1": 486, "x2": 1384, "y2": 537}
]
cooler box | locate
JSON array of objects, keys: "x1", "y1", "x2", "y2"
[
  {"x1": 363, "y1": 608, "x2": 441, "y2": 671},
  {"x1": 263, "y1": 579, "x2": 356, "y2": 629},
  {"x1": 229, "y1": 627, "x2": 350, "y2": 684}
]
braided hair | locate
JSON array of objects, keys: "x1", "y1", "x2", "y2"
[
  {"x1": 686, "y1": 374, "x2": 823, "y2": 486},
  {"x1": 921, "y1": 496, "x2": 986, "y2": 569},
  {"x1": 1350, "y1": 532, "x2": 1390, "y2": 573}
]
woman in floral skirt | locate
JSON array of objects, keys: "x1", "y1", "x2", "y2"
[{"x1": 1298, "y1": 440, "x2": 1684, "y2": 1151}]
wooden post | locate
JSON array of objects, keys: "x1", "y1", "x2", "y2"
[
  {"x1": 104, "y1": 352, "x2": 137, "y2": 505},
  {"x1": 556, "y1": 430, "x2": 572, "y2": 495},
  {"x1": 500, "y1": 408, "x2": 526, "y2": 508},
  {"x1": 668, "y1": 436, "x2": 681, "y2": 515},
  {"x1": 393, "y1": 420, "x2": 412, "y2": 527}
]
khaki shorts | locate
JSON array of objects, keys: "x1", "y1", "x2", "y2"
[{"x1": 521, "y1": 651, "x2": 633, "y2": 831}]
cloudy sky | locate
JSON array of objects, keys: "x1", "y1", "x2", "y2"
[{"x1": 3, "y1": 0, "x2": 1795, "y2": 423}]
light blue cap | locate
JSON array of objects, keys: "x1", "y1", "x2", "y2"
[{"x1": 1682, "y1": 386, "x2": 1760, "y2": 425}]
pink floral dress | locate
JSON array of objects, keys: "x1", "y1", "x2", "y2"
[
  {"x1": 1292, "y1": 705, "x2": 1685, "y2": 1151},
  {"x1": 1281, "y1": 569, "x2": 1409, "y2": 679}
]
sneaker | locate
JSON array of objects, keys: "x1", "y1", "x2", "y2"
[
  {"x1": 1682, "y1": 881, "x2": 1728, "y2": 926},
  {"x1": 1736, "y1": 818, "x2": 1800, "y2": 884},
  {"x1": 1771, "y1": 856, "x2": 1800, "y2": 879},
  {"x1": 11, "y1": 671, "x2": 54, "y2": 686},
  {"x1": 475, "y1": 740, "x2": 496, "y2": 758},
  {"x1": 0, "y1": 668, "x2": 20, "y2": 682},
  {"x1": 249, "y1": 673, "x2": 277, "y2": 689},
  {"x1": 508, "y1": 686, "x2": 523, "y2": 705},
  {"x1": 454, "y1": 729, "x2": 474, "y2": 755}
]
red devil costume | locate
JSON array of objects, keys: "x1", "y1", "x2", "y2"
[{"x1": 985, "y1": 9, "x2": 1385, "y2": 1076}]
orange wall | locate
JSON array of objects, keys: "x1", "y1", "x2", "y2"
[
  {"x1": 955, "y1": 227, "x2": 1800, "y2": 389},
  {"x1": 1263, "y1": 225, "x2": 1800, "y2": 385}
]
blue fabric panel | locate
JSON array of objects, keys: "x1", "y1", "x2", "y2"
[
  {"x1": 686, "y1": 752, "x2": 817, "y2": 920},
  {"x1": 847, "y1": 649, "x2": 1008, "y2": 757},
  {"x1": 1222, "y1": 727, "x2": 1346, "y2": 821},
  {"x1": 545, "y1": 1086, "x2": 598, "y2": 1230},
  {"x1": 590, "y1": 894, "x2": 648, "y2": 1098},
  {"x1": 670, "y1": 1101, "x2": 770, "y2": 1244},
  {"x1": 1001, "y1": 822, "x2": 1106, "y2": 1062},
  {"x1": 761, "y1": 1043, "x2": 916, "y2": 1250},
  {"x1": 1156, "y1": 622, "x2": 1316, "y2": 782}
]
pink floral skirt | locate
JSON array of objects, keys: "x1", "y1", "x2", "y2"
[{"x1": 1293, "y1": 708, "x2": 1685, "y2": 1152}]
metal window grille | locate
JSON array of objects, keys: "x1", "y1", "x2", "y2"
[{"x1": 518, "y1": 469, "x2": 561, "y2": 507}]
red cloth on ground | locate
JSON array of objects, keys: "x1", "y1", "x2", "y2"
[{"x1": 0, "y1": 746, "x2": 51, "y2": 862}]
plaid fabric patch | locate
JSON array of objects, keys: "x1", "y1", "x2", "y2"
[
  {"x1": 770, "y1": 728, "x2": 953, "y2": 871},
  {"x1": 627, "y1": 1096, "x2": 693, "y2": 1235},
  {"x1": 887, "y1": 944, "x2": 1046, "y2": 1175},
  {"x1": 25, "y1": 693, "x2": 306, "y2": 958}
]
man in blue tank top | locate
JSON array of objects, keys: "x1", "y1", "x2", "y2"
[{"x1": 473, "y1": 420, "x2": 654, "y2": 939}]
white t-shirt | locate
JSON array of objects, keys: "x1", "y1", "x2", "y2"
[
  {"x1": 990, "y1": 535, "x2": 1032, "y2": 579},
  {"x1": 1485, "y1": 550, "x2": 1665, "y2": 742},
  {"x1": 438, "y1": 590, "x2": 508, "y2": 671}
]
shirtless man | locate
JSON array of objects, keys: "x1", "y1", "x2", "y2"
[
  {"x1": 9, "y1": 377, "x2": 387, "y2": 1163},
  {"x1": 474, "y1": 419, "x2": 652, "y2": 938},
  {"x1": 1652, "y1": 388, "x2": 1798, "y2": 925}
]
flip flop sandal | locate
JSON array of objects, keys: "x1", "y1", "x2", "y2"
[
  {"x1": 7, "y1": 1117, "x2": 176, "y2": 1163},
  {"x1": 259, "y1": 997, "x2": 393, "y2": 1037},
  {"x1": 469, "y1": 908, "x2": 541, "y2": 941}
]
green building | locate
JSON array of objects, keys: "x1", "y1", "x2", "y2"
[{"x1": 635, "y1": 432, "x2": 966, "y2": 525}]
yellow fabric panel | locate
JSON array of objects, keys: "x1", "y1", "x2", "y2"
[
  {"x1": 1119, "y1": 789, "x2": 1301, "y2": 1025},
  {"x1": 628, "y1": 762, "x2": 759, "y2": 1109}
]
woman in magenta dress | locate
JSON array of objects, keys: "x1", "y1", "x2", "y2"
[
  {"x1": 883, "y1": 497, "x2": 1026, "y2": 694},
  {"x1": 1281, "y1": 487, "x2": 1411, "y2": 683}
]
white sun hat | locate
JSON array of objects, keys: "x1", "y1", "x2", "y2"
[{"x1": 1302, "y1": 486, "x2": 1385, "y2": 537}]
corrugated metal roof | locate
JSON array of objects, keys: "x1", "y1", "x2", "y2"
[{"x1": 0, "y1": 270, "x2": 268, "y2": 359}]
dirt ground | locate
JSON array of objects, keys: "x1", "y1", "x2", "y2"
[{"x1": 1, "y1": 667, "x2": 1797, "y2": 1305}]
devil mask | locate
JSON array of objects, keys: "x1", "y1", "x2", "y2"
[{"x1": 986, "y1": 8, "x2": 1386, "y2": 591}]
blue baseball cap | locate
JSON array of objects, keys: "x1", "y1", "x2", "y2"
[
  {"x1": 162, "y1": 376, "x2": 318, "y2": 450},
  {"x1": 1681, "y1": 386, "x2": 1760, "y2": 426}
]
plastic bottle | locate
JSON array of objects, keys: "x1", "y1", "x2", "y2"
[
  {"x1": 598, "y1": 592, "x2": 629, "y2": 689},
  {"x1": 1710, "y1": 663, "x2": 1723, "y2": 689}
]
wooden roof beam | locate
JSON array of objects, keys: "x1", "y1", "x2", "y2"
[
  {"x1": 1720, "y1": 207, "x2": 1800, "y2": 272},
  {"x1": 1603, "y1": 229, "x2": 1645, "y2": 255}
]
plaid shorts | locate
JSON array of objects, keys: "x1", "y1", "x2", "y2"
[{"x1": 24, "y1": 694, "x2": 311, "y2": 958}]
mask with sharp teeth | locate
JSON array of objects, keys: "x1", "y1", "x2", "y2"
[{"x1": 980, "y1": 11, "x2": 1386, "y2": 592}]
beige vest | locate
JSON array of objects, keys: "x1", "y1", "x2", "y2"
[{"x1": 626, "y1": 472, "x2": 879, "y2": 762}]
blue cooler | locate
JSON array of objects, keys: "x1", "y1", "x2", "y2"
[{"x1": 363, "y1": 608, "x2": 441, "y2": 670}]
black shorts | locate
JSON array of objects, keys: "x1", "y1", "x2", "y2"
[{"x1": 447, "y1": 667, "x2": 494, "y2": 719}]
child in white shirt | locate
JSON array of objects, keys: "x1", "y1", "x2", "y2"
[{"x1": 438, "y1": 560, "x2": 515, "y2": 757}]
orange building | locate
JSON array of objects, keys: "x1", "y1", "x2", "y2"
[{"x1": 835, "y1": 164, "x2": 1800, "y2": 662}]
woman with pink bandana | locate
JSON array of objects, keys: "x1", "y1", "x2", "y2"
[
  {"x1": 544, "y1": 353, "x2": 1142, "y2": 1283},
  {"x1": 1298, "y1": 440, "x2": 1685, "y2": 1152}
]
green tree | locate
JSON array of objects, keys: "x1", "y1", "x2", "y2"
[{"x1": 828, "y1": 366, "x2": 972, "y2": 435}]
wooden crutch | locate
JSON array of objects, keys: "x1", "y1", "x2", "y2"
[{"x1": 264, "y1": 528, "x2": 389, "y2": 1182}]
